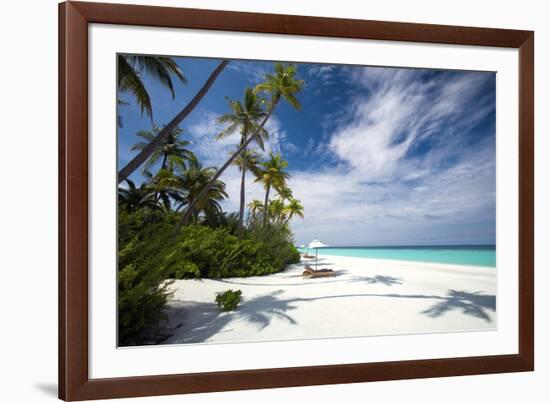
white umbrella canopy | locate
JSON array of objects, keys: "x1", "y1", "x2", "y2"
[
  {"x1": 308, "y1": 239, "x2": 328, "y2": 249},
  {"x1": 307, "y1": 239, "x2": 329, "y2": 268}
]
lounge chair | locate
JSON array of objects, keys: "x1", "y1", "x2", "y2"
[{"x1": 302, "y1": 264, "x2": 335, "y2": 278}]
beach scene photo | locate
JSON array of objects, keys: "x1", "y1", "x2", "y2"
[{"x1": 117, "y1": 55, "x2": 496, "y2": 346}]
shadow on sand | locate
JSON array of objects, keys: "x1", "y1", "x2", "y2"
[
  {"x1": 165, "y1": 290, "x2": 299, "y2": 343},
  {"x1": 211, "y1": 269, "x2": 349, "y2": 287},
  {"x1": 421, "y1": 290, "x2": 496, "y2": 321},
  {"x1": 349, "y1": 275, "x2": 404, "y2": 286},
  {"x1": 163, "y1": 289, "x2": 496, "y2": 344}
]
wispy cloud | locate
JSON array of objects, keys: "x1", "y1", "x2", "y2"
[
  {"x1": 288, "y1": 67, "x2": 496, "y2": 245},
  {"x1": 307, "y1": 64, "x2": 337, "y2": 84},
  {"x1": 187, "y1": 111, "x2": 289, "y2": 166},
  {"x1": 227, "y1": 61, "x2": 271, "y2": 85},
  {"x1": 329, "y1": 68, "x2": 494, "y2": 182},
  {"x1": 290, "y1": 143, "x2": 495, "y2": 245},
  {"x1": 185, "y1": 65, "x2": 496, "y2": 246}
]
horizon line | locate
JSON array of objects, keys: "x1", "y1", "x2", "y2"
[{"x1": 296, "y1": 244, "x2": 496, "y2": 248}]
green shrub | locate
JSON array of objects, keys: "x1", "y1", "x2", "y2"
[
  {"x1": 117, "y1": 208, "x2": 301, "y2": 344},
  {"x1": 171, "y1": 224, "x2": 290, "y2": 278},
  {"x1": 117, "y1": 209, "x2": 199, "y2": 346},
  {"x1": 246, "y1": 220, "x2": 301, "y2": 266},
  {"x1": 286, "y1": 243, "x2": 301, "y2": 264},
  {"x1": 216, "y1": 290, "x2": 242, "y2": 311}
]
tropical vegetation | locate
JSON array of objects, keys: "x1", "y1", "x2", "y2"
[
  {"x1": 117, "y1": 58, "x2": 306, "y2": 346},
  {"x1": 216, "y1": 290, "x2": 242, "y2": 312}
]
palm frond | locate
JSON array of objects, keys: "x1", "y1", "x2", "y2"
[
  {"x1": 118, "y1": 55, "x2": 152, "y2": 118},
  {"x1": 125, "y1": 55, "x2": 187, "y2": 99}
]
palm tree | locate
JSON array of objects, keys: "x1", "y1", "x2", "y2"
[
  {"x1": 118, "y1": 55, "x2": 186, "y2": 119},
  {"x1": 255, "y1": 153, "x2": 291, "y2": 225},
  {"x1": 232, "y1": 149, "x2": 262, "y2": 228},
  {"x1": 118, "y1": 60, "x2": 230, "y2": 183},
  {"x1": 144, "y1": 169, "x2": 185, "y2": 211},
  {"x1": 277, "y1": 186, "x2": 293, "y2": 201},
  {"x1": 284, "y1": 198, "x2": 305, "y2": 223},
  {"x1": 131, "y1": 125, "x2": 195, "y2": 174},
  {"x1": 267, "y1": 198, "x2": 286, "y2": 225},
  {"x1": 175, "y1": 157, "x2": 228, "y2": 222},
  {"x1": 118, "y1": 179, "x2": 160, "y2": 212},
  {"x1": 248, "y1": 199, "x2": 264, "y2": 219},
  {"x1": 180, "y1": 63, "x2": 304, "y2": 225},
  {"x1": 217, "y1": 88, "x2": 268, "y2": 228}
]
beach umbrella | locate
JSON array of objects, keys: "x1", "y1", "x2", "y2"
[{"x1": 308, "y1": 239, "x2": 329, "y2": 268}]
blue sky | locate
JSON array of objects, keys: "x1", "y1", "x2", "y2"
[{"x1": 118, "y1": 56, "x2": 496, "y2": 247}]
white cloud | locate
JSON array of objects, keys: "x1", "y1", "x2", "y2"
[
  {"x1": 186, "y1": 112, "x2": 235, "y2": 166},
  {"x1": 186, "y1": 111, "x2": 293, "y2": 213},
  {"x1": 188, "y1": 110, "x2": 291, "y2": 165},
  {"x1": 288, "y1": 67, "x2": 496, "y2": 245},
  {"x1": 307, "y1": 64, "x2": 337, "y2": 85},
  {"x1": 328, "y1": 68, "x2": 494, "y2": 183},
  {"x1": 186, "y1": 67, "x2": 496, "y2": 247},
  {"x1": 227, "y1": 62, "x2": 271, "y2": 84},
  {"x1": 288, "y1": 141, "x2": 495, "y2": 246}
]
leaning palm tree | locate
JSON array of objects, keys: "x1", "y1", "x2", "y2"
[
  {"x1": 175, "y1": 157, "x2": 228, "y2": 222},
  {"x1": 131, "y1": 125, "x2": 195, "y2": 175},
  {"x1": 179, "y1": 63, "x2": 304, "y2": 225},
  {"x1": 217, "y1": 88, "x2": 268, "y2": 228},
  {"x1": 255, "y1": 153, "x2": 291, "y2": 225},
  {"x1": 118, "y1": 60, "x2": 230, "y2": 183},
  {"x1": 284, "y1": 198, "x2": 305, "y2": 223},
  {"x1": 118, "y1": 55, "x2": 186, "y2": 119}
]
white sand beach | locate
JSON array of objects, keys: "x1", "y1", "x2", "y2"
[{"x1": 161, "y1": 255, "x2": 496, "y2": 344}]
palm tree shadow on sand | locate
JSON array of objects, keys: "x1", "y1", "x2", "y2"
[
  {"x1": 421, "y1": 290, "x2": 496, "y2": 322},
  {"x1": 164, "y1": 290, "x2": 299, "y2": 343},
  {"x1": 163, "y1": 289, "x2": 495, "y2": 344},
  {"x1": 350, "y1": 275, "x2": 404, "y2": 286}
]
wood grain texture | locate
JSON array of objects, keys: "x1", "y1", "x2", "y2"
[
  {"x1": 518, "y1": 33, "x2": 535, "y2": 370},
  {"x1": 72, "y1": 1, "x2": 531, "y2": 48},
  {"x1": 59, "y1": 2, "x2": 89, "y2": 400},
  {"x1": 58, "y1": 1, "x2": 534, "y2": 400}
]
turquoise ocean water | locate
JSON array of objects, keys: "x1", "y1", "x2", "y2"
[{"x1": 297, "y1": 245, "x2": 496, "y2": 268}]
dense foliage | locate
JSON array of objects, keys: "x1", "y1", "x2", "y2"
[
  {"x1": 118, "y1": 209, "x2": 177, "y2": 345},
  {"x1": 118, "y1": 209, "x2": 300, "y2": 345},
  {"x1": 171, "y1": 222, "x2": 300, "y2": 279},
  {"x1": 216, "y1": 290, "x2": 243, "y2": 312},
  {"x1": 117, "y1": 61, "x2": 305, "y2": 345}
]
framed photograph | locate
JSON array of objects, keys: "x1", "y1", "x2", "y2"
[{"x1": 59, "y1": 1, "x2": 534, "y2": 400}]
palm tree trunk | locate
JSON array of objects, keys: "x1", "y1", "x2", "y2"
[
  {"x1": 118, "y1": 60, "x2": 229, "y2": 183},
  {"x1": 180, "y1": 98, "x2": 279, "y2": 225},
  {"x1": 154, "y1": 153, "x2": 168, "y2": 203},
  {"x1": 263, "y1": 183, "x2": 271, "y2": 226},
  {"x1": 238, "y1": 163, "x2": 246, "y2": 228},
  {"x1": 160, "y1": 153, "x2": 168, "y2": 171}
]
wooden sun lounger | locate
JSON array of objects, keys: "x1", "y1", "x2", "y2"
[{"x1": 303, "y1": 264, "x2": 335, "y2": 278}]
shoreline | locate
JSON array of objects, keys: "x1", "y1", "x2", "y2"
[
  {"x1": 160, "y1": 254, "x2": 497, "y2": 345},
  {"x1": 301, "y1": 253, "x2": 495, "y2": 271}
]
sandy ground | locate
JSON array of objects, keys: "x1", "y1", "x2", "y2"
[{"x1": 161, "y1": 255, "x2": 496, "y2": 344}]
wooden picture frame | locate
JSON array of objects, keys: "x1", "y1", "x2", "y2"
[{"x1": 59, "y1": 1, "x2": 534, "y2": 400}]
